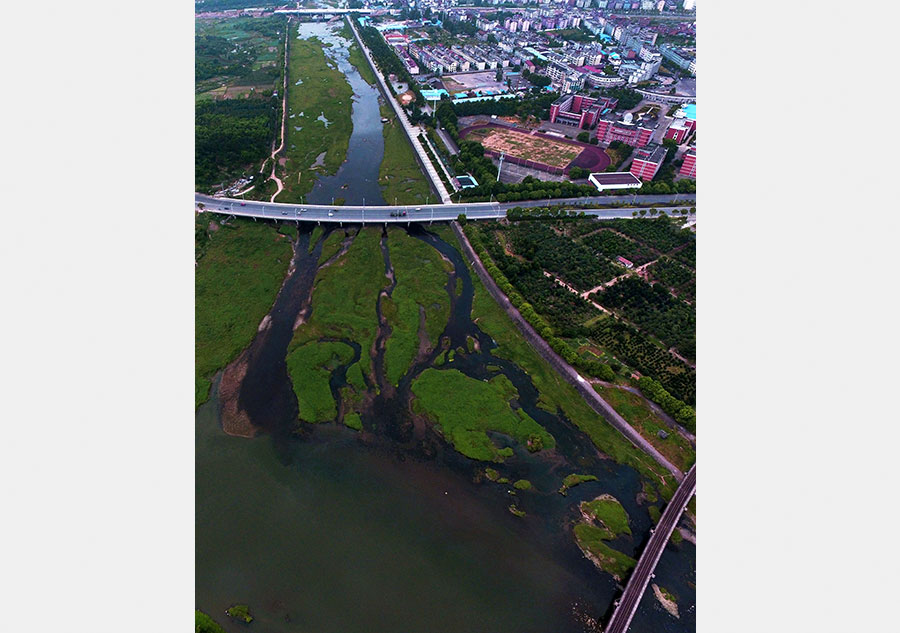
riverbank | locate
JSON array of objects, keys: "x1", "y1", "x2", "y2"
[{"x1": 195, "y1": 216, "x2": 293, "y2": 407}]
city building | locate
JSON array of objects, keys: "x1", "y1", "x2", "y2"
[
  {"x1": 588, "y1": 171, "x2": 643, "y2": 192},
  {"x1": 630, "y1": 144, "x2": 668, "y2": 180},
  {"x1": 679, "y1": 145, "x2": 696, "y2": 178}
]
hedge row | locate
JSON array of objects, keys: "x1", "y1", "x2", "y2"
[{"x1": 637, "y1": 376, "x2": 696, "y2": 433}]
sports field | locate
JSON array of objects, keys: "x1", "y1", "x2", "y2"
[{"x1": 464, "y1": 126, "x2": 580, "y2": 168}]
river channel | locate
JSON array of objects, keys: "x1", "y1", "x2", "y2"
[{"x1": 197, "y1": 20, "x2": 695, "y2": 633}]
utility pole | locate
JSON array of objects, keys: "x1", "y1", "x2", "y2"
[{"x1": 497, "y1": 152, "x2": 505, "y2": 181}]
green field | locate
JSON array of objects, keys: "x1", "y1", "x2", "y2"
[
  {"x1": 278, "y1": 35, "x2": 354, "y2": 202},
  {"x1": 195, "y1": 217, "x2": 293, "y2": 407},
  {"x1": 286, "y1": 341, "x2": 355, "y2": 423},
  {"x1": 379, "y1": 104, "x2": 432, "y2": 206},
  {"x1": 288, "y1": 227, "x2": 387, "y2": 380},
  {"x1": 411, "y1": 368, "x2": 555, "y2": 462},
  {"x1": 382, "y1": 228, "x2": 452, "y2": 385}
]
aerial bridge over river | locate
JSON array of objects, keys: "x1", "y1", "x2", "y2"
[
  {"x1": 604, "y1": 464, "x2": 696, "y2": 633},
  {"x1": 195, "y1": 193, "x2": 694, "y2": 225}
]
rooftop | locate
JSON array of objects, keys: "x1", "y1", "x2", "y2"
[{"x1": 589, "y1": 172, "x2": 642, "y2": 186}]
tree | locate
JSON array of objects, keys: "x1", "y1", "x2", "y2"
[
  {"x1": 496, "y1": 68, "x2": 503, "y2": 82},
  {"x1": 576, "y1": 131, "x2": 590, "y2": 143},
  {"x1": 569, "y1": 166, "x2": 588, "y2": 180},
  {"x1": 662, "y1": 137, "x2": 679, "y2": 152},
  {"x1": 457, "y1": 213, "x2": 468, "y2": 225}
]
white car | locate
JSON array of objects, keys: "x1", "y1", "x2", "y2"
[{"x1": 328, "y1": 211, "x2": 334, "y2": 217}]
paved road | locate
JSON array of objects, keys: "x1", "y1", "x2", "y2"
[
  {"x1": 451, "y1": 222, "x2": 683, "y2": 479},
  {"x1": 196, "y1": 193, "x2": 695, "y2": 224},
  {"x1": 605, "y1": 464, "x2": 696, "y2": 633}
]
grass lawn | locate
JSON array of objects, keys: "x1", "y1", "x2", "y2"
[
  {"x1": 455, "y1": 229, "x2": 678, "y2": 498},
  {"x1": 580, "y1": 494, "x2": 631, "y2": 537},
  {"x1": 382, "y1": 228, "x2": 452, "y2": 385},
  {"x1": 379, "y1": 104, "x2": 432, "y2": 206},
  {"x1": 286, "y1": 341, "x2": 355, "y2": 423},
  {"x1": 289, "y1": 227, "x2": 387, "y2": 379},
  {"x1": 278, "y1": 35, "x2": 354, "y2": 202},
  {"x1": 195, "y1": 217, "x2": 292, "y2": 407},
  {"x1": 574, "y1": 523, "x2": 636, "y2": 581},
  {"x1": 594, "y1": 385, "x2": 696, "y2": 472},
  {"x1": 411, "y1": 368, "x2": 555, "y2": 462}
]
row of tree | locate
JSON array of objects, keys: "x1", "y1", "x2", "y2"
[{"x1": 637, "y1": 376, "x2": 696, "y2": 433}]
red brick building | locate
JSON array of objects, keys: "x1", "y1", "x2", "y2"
[
  {"x1": 595, "y1": 118, "x2": 653, "y2": 147},
  {"x1": 679, "y1": 146, "x2": 696, "y2": 178},
  {"x1": 630, "y1": 145, "x2": 668, "y2": 181}
]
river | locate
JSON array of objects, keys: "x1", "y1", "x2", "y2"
[{"x1": 197, "y1": 20, "x2": 695, "y2": 633}]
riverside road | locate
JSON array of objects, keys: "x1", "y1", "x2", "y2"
[{"x1": 195, "y1": 193, "x2": 695, "y2": 224}]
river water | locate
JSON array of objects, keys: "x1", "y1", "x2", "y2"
[
  {"x1": 197, "y1": 20, "x2": 696, "y2": 633},
  {"x1": 299, "y1": 22, "x2": 386, "y2": 207}
]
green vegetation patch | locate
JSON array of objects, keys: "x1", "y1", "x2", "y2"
[
  {"x1": 196, "y1": 219, "x2": 293, "y2": 407},
  {"x1": 411, "y1": 368, "x2": 555, "y2": 462},
  {"x1": 559, "y1": 473, "x2": 598, "y2": 495},
  {"x1": 196, "y1": 610, "x2": 226, "y2": 633},
  {"x1": 513, "y1": 479, "x2": 532, "y2": 490},
  {"x1": 308, "y1": 224, "x2": 324, "y2": 252},
  {"x1": 286, "y1": 341, "x2": 354, "y2": 423},
  {"x1": 383, "y1": 228, "x2": 451, "y2": 385},
  {"x1": 379, "y1": 104, "x2": 432, "y2": 206},
  {"x1": 580, "y1": 494, "x2": 631, "y2": 537},
  {"x1": 226, "y1": 604, "x2": 253, "y2": 623},
  {"x1": 290, "y1": 228, "x2": 388, "y2": 378},
  {"x1": 574, "y1": 523, "x2": 636, "y2": 581},
  {"x1": 343, "y1": 412, "x2": 363, "y2": 431},
  {"x1": 280, "y1": 35, "x2": 354, "y2": 201}
]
